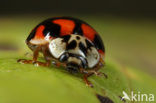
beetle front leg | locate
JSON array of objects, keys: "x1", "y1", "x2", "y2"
[
  {"x1": 80, "y1": 62, "x2": 107, "y2": 78},
  {"x1": 83, "y1": 69, "x2": 107, "y2": 78},
  {"x1": 83, "y1": 73, "x2": 94, "y2": 87},
  {"x1": 17, "y1": 46, "x2": 40, "y2": 64},
  {"x1": 33, "y1": 60, "x2": 51, "y2": 67},
  {"x1": 17, "y1": 46, "x2": 51, "y2": 67},
  {"x1": 81, "y1": 70, "x2": 107, "y2": 88},
  {"x1": 52, "y1": 61, "x2": 66, "y2": 67},
  {"x1": 80, "y1": 61, "x2": 107, "y2": 87},
  {"x1": 92, "y1": 59, "x2": 107, "y2": 78},
  {"x1": 32, "y1": 47, "x2": 52, "y2": 67}
]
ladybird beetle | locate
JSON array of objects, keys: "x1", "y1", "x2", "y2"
[{"x1": 18, "y1": 17, "x2": 106, "y2": 87}]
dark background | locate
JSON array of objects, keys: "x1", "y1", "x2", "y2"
[{"x1": 1, "y1": 0, "x2": 156, "y2": 17}]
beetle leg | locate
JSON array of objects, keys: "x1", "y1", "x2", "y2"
[
  {"x1": 17, "y1": 46, "x2": 40, "y2": 64},
  {"x1": 87, "y1": 70, "x2": 107, "y2": 78},
  {"x1": 54, "y1": 61, "x2": 66, "y2": 67},
  {"x1": 30, "y1": 46, "x2": 52, "y2": 67},
  {"x1": 83, "y1": 73, "x2": 94, "y2": 88},
  {"x1": 81, "y1": 68, "x2": 104, "y2": 77},
  {"x1": 81, "y1": 62, "x2": 107, "y2": 88},
  {"x1": 50, "y1": 59, "x2": 66, "y2": 68},
  {"x1": 42, "y1": 47, "x2": 66, "y2": 68},
  {"x1": 18, "y1": 46, "x2": 51, "y2": 67},
  {"x1": 91, "y1": 58, "x2": 107, "y2": 78},
  {"x1": 33, "y1": 60, "x2": 51, "y2": 67},
  {"x1": 80, "y1": 60, "x2": 107, "y2": 80},
  {"x1": 79, "y1": 68, "x2": 93, "y2": 87}
]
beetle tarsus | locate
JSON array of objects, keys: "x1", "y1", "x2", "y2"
[
  {"x1": 17, "y1": 59, "x2": 34, "y2": 64},
  {"x1": 33, "y1": 61, "x2": 51, "y2": 67},
  {"x1": 17, "y1": 59, "x2": 51, "y2": 67},
  {"x1": 83, "y1": 74, "x2": 94, "y2": 88}
]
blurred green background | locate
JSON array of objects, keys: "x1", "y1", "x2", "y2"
[{"x1": 0, "y1": 0, "x2": 156, "y2": 103}]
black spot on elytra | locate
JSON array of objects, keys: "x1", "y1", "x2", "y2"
[
  {"x1": 42, "y1": 21, "x2": 61, "y2": 37},
  {"x1": 96, "y1": 94, "x2": 114, "y2": 103},
  {"x1": 93, "y1": 34, "x2": 105, "y2": 52},
  {"x1": 51, "y1": 17, "x2": 90, "y2": 26},
  {"x1": 26, "y1": 28, "x2": 36, "y2": 42},
  {"x1": 66, "y1": 40, "x2": 77, "y2": 50},
  {"x1": 26, "y1": 16, "x2": 96, "y2": 42},
  {"x1": 76, "y1": 36, "x2": 80, "y2": 40},
  {"x1": 79, "y1": 42, "x2": 87, "y2": 55},
  {"x1": 62, "y1": 35, "x2": 71, "y2": 42},
  {"x1": 85, "y1": 39, "x2": 93, "y2": 49},
  {"x1": 73, "y1": 22, "x2": 83, "y2": 35}
]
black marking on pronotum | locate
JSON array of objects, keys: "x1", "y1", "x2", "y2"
[
  {"x1": 85, "y1": 39, "x2": 93, "y2": 49},
  {"x1": 79, "y1": 42, "x2": 87, "y2": 55},
  {"x1": 76, "y1": 36, "x2": 80, "y2": 40},
  {"x1": 96, "y1": 94, "x2": 114, "y2": 103},
  {"x1": 62, "y1": 35, "x2": 71, "y2": 42},
  {"x1": 42, "y1": 21, "x2": 61, "y2": 37},
  {"x1": 68, "y1": 53, "x2": 83, "y2": 59},
  {"x1": 66, "y1": 40, "x2": 77, "y2": 50},
  {"x1": 93, "y1": 34, "x2": 105, "y2": 52},
  {"x1": 26, "y1": 28, "x2": 36, "y2": 42},
  {"x1": 73, "y1": 22, "x2": 83, "y2": 35}
]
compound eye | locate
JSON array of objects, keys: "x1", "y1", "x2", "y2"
[
  {"x1": 59, "y1": 52, "x2": 69, "y2": 62},
  {"x1": 79, "y1": 56, "x2": 87, "y2": 68}
]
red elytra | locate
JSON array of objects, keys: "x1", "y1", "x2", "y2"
[
  {"x1": 26, "y1": 17, "x2": 105, "y2": 56},
  {"x1": 52, "y1": 19, "x2": 75, "y2": 36}
]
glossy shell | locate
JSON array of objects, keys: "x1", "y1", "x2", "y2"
[{"x1": 26, "y1": 17, "x2": 105, "y2": 56}]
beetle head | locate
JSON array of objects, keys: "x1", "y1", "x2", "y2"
[{"x1": 59, "y1": 52, "x2": 88, "y2": 73}]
